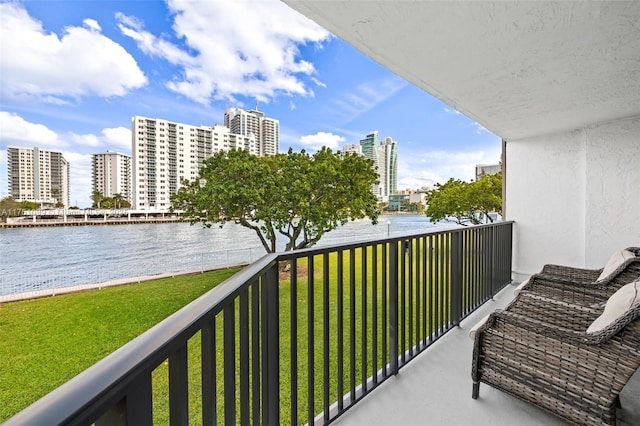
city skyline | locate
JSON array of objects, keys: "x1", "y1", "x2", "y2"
[{"x1": 0, "y1": 0, "x2": 501, "y2": 207}]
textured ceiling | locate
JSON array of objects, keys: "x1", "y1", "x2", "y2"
[{"x1": 283, "y1": 1, "x2": 640, "y2": 140}]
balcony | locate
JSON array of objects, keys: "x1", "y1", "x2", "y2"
[
  {"x1": 6, "y1": 223, "x2": 548, "y2": 424},
  {"x1": 8, "y1": 221, "x2": 638, "y2": 425}
]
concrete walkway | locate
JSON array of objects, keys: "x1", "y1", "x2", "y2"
[{"x1": 334, "y1": 283, "x2": 640, "y2": 426}]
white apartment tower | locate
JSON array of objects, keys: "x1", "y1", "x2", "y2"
[
  {"x1": 224, "y1": 107, "x2": 280, "y2": 156},
  {"x1": 131, "y1": 116, "x2": 258, "y2": 211},
  {"x1": 475, "y1": 163, "x2": 502, "y2": 181},
  {"x1": 92, "y1": 152, "x2": 132, "y2": 202},
  {"x1": 380, "y1": 136, "x2": 398, "y2": 200},
  {"x1": 7, "y1": 147, "x2": 69, "y2": 207},
  {"x1": 358, "y1": 132, "x2": 398, "y2": 202},
  {"x1": 340, "y1": 143, "x2": 363, "y2": 156}
]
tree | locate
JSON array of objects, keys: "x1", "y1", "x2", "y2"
[
  {"x1": 91, "y1": 190, "x2": 104, "y2": 208},
  {"x1": 101, "y1": 197, "x2": 115, "y2": 209},
  {"x1": 0, "y1": 197, "x2": 37, "y2": 222},
  {"x1": 112, "y1": 193, "x2": 124, "y2": 209},
  {"x1": 51, "y1": 188, "x2": 61, "y2": 206},
  {"x1": 424, "y1": 173, "x2": 502, "y2": 226},
  {"x1": 171, "y1": 148, "x2": 380, "y2": 253},
  {"x1": 467, "y1": 172, "x2": 502, "y2": 223}
]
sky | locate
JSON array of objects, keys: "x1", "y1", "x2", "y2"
[{"x1": 0, "y1": 0, "x2": 502, "y2": 208}]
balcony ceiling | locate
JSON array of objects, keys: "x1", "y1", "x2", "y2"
[{"x1": 283, "y1": 1, "x2": 640, "y2": 140}]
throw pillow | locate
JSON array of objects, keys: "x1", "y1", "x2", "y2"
[
  {"x1": 596, "y1": 249, "x2": 635, "y2": 282},
  {"x1": 587, "y1": 279, "x2": 640, "y2": 334}
]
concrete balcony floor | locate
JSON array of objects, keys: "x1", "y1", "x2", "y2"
[{"x1": 334, "y1": 284, "x2": 640, "y2": 426}]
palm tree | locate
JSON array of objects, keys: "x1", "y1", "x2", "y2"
[
  {"x1": 112, "y1": 193, "x2": 124, "y2": 209},
  {"x1": 91, "y1": 190, "x2": 104, "y2": 208}
]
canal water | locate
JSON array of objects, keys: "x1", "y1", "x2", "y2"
[{"x1": 0, "y1": 215, "x2": 454, "y2": 296}]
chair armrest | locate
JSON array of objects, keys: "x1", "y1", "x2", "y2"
[
  {"x1": 483, "y1": 305, "x2": 640, "y2": 345},
  {"x1": 487, "y1": 310, "x2": 594, "y2": 343},
  {"x1": 505, "y1": 292, "x2": 600, "y2": 330},
  {"x1": 521, "y1": 275, "x2": 611, "y2": 306},
  {"x1": 538, "y1": 264, "x2": 602, "y2": 282}
]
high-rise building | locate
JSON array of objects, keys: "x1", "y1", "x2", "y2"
[
  {"x1": 7, "y1": 147, "x2": 69, "y2": 207},
  {"x1": 358, "y1": 132, "x2": 398, "y2": 202},
  {"x1": 339, "y1": 143, "x2": 362, "y2": 156},
  {"x1": 131, "y1": 116, "x2": 258, "y2": 211},
  {"x1": 224, "y1": 107, "x2": 280, "y2": 156},
  {"x1": 92, "y1": 152, "x2": 132, "y2": 203},
  {"x1": 380, "y1": 136, "x2": 398, "y2": 200},
  {"x1": 475, "y1": 163, "x2": 501, "y2": 181}
]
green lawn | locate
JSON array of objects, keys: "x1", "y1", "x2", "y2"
[
  {"x1": 1, "y1": 240, "x2": 456, "y2": 424},
  {"x1": 0, "y1": 268, "x2": 240, "y2": 422}
]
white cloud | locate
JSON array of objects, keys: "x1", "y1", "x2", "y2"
[
  {"x1": 0, "y1": 112, "x2": 63, "y2": 148},
  {"x1": 117, "y1": 0, "x2": 331, "y2": 104},
  {"x1": 444, "y1": 107, "x2": 489, "y2": 135},
  {"x1": 83, "y1": 18, "x2": 102, "y2": 32},
  {"x1": 0, "y1": 2, "x2": 147, "y2": 103},
  {"x1": 299, "y1": 132, "x2": 345, "y2": 151},
  {"x1": 332, "y1": 77, "x2": 408, "y2": 124},
  {"x1": 101, "y1": 127, "x2": 132, "y2": 152},
  {"x1": 473, "y1": 122, "x2": 489, "y2": 135},
  {"x1": 68, "y1": 133, "x2": 102, "y2": 148},
  {"x1": 311, "y1": 77, "x2": 327, "y2": 88},
  {"x1": 63, "y1": 151, "x2": 93, "y2": 207},
  {"x1": 396, "y1": 148, "x2": 502, "y2": 190},
  {"x1": 67, "y1": 127, "x2": 131, "y2": 152}
]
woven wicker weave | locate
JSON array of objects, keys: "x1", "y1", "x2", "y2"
[
  {"x1": 472, "y1": 289, "x2": 640, "y2": 425},
  {"x1": 519, "y1": 247, "x2": 640, "y2": 306}
]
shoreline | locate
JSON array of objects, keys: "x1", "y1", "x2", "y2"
[
  {"x1": 0, "y1": 262, "x2": 249, "y2": 304},
  {"x1": 0, "y1": 218, "x2": 186, "y2": 228},
  {"x1": 0, "y1": 211, "x2": 423, "y2": 228}
]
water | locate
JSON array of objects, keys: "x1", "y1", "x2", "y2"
[{"x1": 0, "y1": 215, "x2": 452, "y2": 296}]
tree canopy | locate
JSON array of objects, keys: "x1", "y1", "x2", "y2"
[
  {"x1": 91, "y1": 191, "x2": 131, "y2": 209},
  {"x1": 171, "y1": 148, "x2": 380, "y2": 253},
  {"x1": 0, "y1": 197, "x2": 38, "y2": 222},
  {"x1": 424, "y1": 172, "x2": 502, "y2": 226}
]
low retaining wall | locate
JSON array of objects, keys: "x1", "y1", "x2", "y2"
[{"x1": 0, "y1": 263, "x2": 248, "y2": 304}]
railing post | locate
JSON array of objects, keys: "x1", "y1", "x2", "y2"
[
  {"x1": 95, "y1": 397, "x2": 126, "y2": 426},
  {"x1": 169, "y1": 343, "x2": 189, "y2": 425},
  {"x1": 481, "y1": 227, "x2": 496, "y2": 300},
  {"x1": 201, "y1": 317, "x2": 216, "y2": 425},
  {"x1": 262, "y1": 263, "x2": 280, "y2": 425},
  {"x1": 223, "y1": 304, "x2": 236, "y2": 425},
  {"x1": 488, "y1": 226, "x2": 496, "y2": 296},
  {"x1": 507, "y1": 223, "x2": 514, "y2": 286},
  {"x1": 389, "y1": 241, "x2": 399, "y2": 375},
  {"x1": 451, "y1": 232, "x2": 463, "y2": 326}
]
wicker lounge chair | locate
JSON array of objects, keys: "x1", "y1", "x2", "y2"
[
  {"x1": 514, "y1": 247, "x2": 640, "y2": 306},
  {"x1": 472, "y1": 280, "x2": 640, "y2": 425}
]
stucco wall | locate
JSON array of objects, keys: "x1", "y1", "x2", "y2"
[{"x1": 506, "y1": 115, "x2": 640, "y2": 281}]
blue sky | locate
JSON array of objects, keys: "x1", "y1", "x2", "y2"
[{"x1": 0, "y1": 0, "x2": 501, "y2": 208}]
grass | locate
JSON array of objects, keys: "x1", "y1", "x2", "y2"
[
  {"x1": 0, "y1": 268, "x2": 240, "y2": 422},
  {"x1": 1, "y1": 237, "x2": 461, "y2": 424}
]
